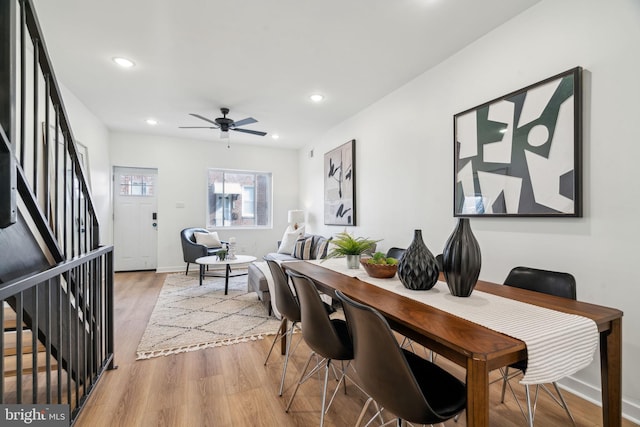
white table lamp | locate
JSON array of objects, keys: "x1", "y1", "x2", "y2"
[{"x1": 287, "y1": 210, "x2": 305, "y2": 230}]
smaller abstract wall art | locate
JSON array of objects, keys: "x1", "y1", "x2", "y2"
[
  {"x1": 453, "y1": 67, "x2": 582, "y2": 217},
  {"x1": 324, "y1": 140, "x2": 356, "y2": 225}
]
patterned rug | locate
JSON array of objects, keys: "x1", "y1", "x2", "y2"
[{"x1": 136, "y1": 272, "x2": 281, "y2": 360}]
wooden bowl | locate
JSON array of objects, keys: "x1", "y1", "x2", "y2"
[{"x1": 360, "y1": 259, "x2": 398, "y2": 279}]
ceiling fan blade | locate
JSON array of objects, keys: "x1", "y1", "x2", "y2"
[
  {"x1": 189, "y1": 113, "x2": 219, "y2": 127},
  {"x1": 232, "y1": 128, "x2": 267, "y2": 136},
  {"x1": 231, "y1": 117, "x2": 257, "y2": 128},
  {"x1": 179, "y1": 126, "x2": 217, "y2": 129}
]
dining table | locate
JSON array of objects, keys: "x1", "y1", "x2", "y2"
[{"x1": 282, "y1": 260, "x2": 623, "y2": 427}]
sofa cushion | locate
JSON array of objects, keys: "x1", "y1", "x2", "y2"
[
  {"x1": 313, "y1": 236, "x2": 331, "y2": 259},
  {"x1": 292, "y1": 236, "x2": 314, "y2": 260},
  {"x1": 277, "y1": 227, "x2": 305, "y2": 254},
  {"x1": 264, "y1": 252, "x2": 297, "y2": 262}
]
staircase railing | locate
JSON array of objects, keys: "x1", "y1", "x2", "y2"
[
  {"x1": 0, "y1": 246, "x2": 114, "y2": 422},
  {"x1": 1, "y1": 0, "x2": 115, "y2": 424},
  {"x1": 12, "y1": 0, "x2": 99, "y2": 259}
]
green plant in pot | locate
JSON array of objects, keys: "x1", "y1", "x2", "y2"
[
  {"x1": 323, "y1": 232, "x2": 380, "y2": 269},
  {"x1": 217, "y1": 249, "x2": 228, "y2": 261}
]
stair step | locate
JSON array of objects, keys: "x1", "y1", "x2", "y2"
[
  {"x1": 3, "y1": 351, "x2": 58, "y2": 377},
  {"x1": 3, "y1": 330, "x2": 46, "y2": 356},
  {"x1": 4, "y1": 305, "x2": 18, "y2": 329}
]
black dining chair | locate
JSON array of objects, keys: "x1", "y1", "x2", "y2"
[
  {"x1": 335, "y1": 290, "x2": 466, "y2": 426},
  {"x1": 263, "y1": 260, "x2": 303, "y2": 396},
  {"x1": 385, "y1": 247, "x2": 406, "y2": 261},
  {"x1": 285, "y1": 271, "x2": 354, "y2": 427},
  {"x1": 501, "y1": 266, "x2": 577, "y2": 426}
]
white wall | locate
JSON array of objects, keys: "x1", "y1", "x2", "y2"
[
  {"x1": 60, "y1": 85, "x2": 112, "y2": 245},
  {"x1": 110, "y1": 132, "x2": 299, "y2": 272},
  {"x1": 299, "y1": 0, "x2": 639, "y2": 421}
]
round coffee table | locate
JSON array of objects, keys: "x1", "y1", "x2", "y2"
[{"x1": 195, "y1": 255, "x2": 257, "y2": 295}]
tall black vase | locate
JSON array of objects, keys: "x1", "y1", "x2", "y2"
[
  {"x1": 397, "y1": 229, "x2": 439, "y2": 291},
  {"x1": 442, "y1": 218, "x2": 481, "y2": 297}
]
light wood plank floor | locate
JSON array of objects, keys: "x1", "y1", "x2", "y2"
[{"x1": 75, "y1": 271, "x2": 636, "y2": 427}]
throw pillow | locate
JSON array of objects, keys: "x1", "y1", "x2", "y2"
[
  {"x1": 277, "y1": 227, "x2": 305, "y2": 254},
  {"x1": 313, "y1": 237, "x2": 332, "y2": 259},
  {"x1": 292, "y1": 236, "x2": 314, "y2": 260},
  {"x1": 194, "y1": 231, "x2": 222, "y2": 248}
]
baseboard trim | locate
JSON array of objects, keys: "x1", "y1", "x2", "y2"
[
  {"x1": 559, "y1": 376, "x2": 640, "y2": 424},
  {"x1": 156, "y1": 266, "x2": 184, "y2": 273}
]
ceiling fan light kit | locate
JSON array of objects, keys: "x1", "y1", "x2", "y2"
[{"x1": 178, "y1": 107, "x2": 268, "y2": 141}]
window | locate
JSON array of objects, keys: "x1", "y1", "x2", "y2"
[
  {"x1": 242, "y1": 186, "x2": 255, "y2": 218},
  {"x1": 207, "y1": 169, "x2": 272, "y2": 228},
  {"x1": 119, "y1": 174, "x2": 154, "y2": 196}
]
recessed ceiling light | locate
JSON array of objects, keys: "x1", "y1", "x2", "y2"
[
  {"x1": 310, "y1": 94, "x2": 324, "y2": 103},
  {"x1": 112, "y1": 57, "x2": 135, "y2": 68},
  {"x1": 271, "y1": 134, "x2": 280, "y2": 140},
  {"x1": 146, "y1": 118, "x2": 158, "y2": 125}
]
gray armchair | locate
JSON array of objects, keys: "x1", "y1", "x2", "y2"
[{"x1": 180, "y1": 228, "x2": 226, "y2": 275}]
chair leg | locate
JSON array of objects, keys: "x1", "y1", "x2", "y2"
[
  {"x1": 324, "y1": 361, "x2": 349, "y2": 414},
  {"x1": 356, "y1": 397, "x2": 375, "y2": 427},
  {"x1": 185, "y1": 263, "x2": 190, "y2": 275},
  {"x1": 500, "y1": 367, "x2": 509, "y2": 403},
  {"x1": 524, "y1": 385, "x2": 534, "y2": 427},
  {"x1": 264, "y1": 317, "x2": 286, "y2": 366},
  {"x1": 319, "y1": 359, "x2": 331, "y2": 427},
  {"x1": 551, "y1": 382, "x2": 576, "y2": 426},
  {"x1": 279, "y1": 321, "x2": 298, "y2": 396},
  {"x1": 501, "y1": 367, "x2": 529, "y2": 422},
  {"x1": 286, "y1": 351, "x2": 317, "y2": 412}
]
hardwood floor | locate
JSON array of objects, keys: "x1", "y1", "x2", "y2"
[{"x1": 75, "y1": 271, "x2": 636, "y2": 427}]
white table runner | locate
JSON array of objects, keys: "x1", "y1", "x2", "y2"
[{"x1": 311, "y1": 258, "x2": 598, "y2": 385}]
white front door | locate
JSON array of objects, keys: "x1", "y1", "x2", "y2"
[{"x1": 113, "y1": 166, "x2": 158, "y2": 271}]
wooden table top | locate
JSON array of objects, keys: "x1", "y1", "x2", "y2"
[{"x1": 284, "y1": 261, "x2": 622, "y2": 370}]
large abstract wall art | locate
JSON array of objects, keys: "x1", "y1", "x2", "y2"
[
  {"x1": 453, "y1": 67, "x2": 582, "y2": 217},
  {"x1": 324, "y1": 139, "x2": 356, "y2": 225}
]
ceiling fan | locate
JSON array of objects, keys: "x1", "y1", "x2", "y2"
[{"x1": 179, "y1": 107, "x2": 267, "y2": 137}]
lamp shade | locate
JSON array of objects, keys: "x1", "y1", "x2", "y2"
[{"x1": 287, "y1": 210, "x2": 305, "y2": 225}]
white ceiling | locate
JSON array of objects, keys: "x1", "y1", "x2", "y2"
[{"x1": 32, "y1": 0, "x2": 541, "y2": 149}]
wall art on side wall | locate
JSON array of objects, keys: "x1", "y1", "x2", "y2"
[
  {"x1": 453, "y1": 67, "x2": 582, "y2": 217},
  {"x1": 324, "y1": 139, "x2": 356, "y2": 225}
]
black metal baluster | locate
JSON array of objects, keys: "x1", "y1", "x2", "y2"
[
  {"x1": 106, "y1": 251, "x2": 115, "y2": 369},
  {"x1": 31, "y1": 284, "x2": 38, "y2": 403},
  {"x1": 57, "y1": 271, "x2": 63, "y2": 404},
  {"x1": 82, "y1": 263, "x2": 91, "y2": 395},
  {"x1": 63, "y1": 136, "x2": 68, "y2": 258},
  {"x1": 32, "y1": 38, "x2": 38, "y2": 195},
  {"x1": 0, "y1": 299, "x2": 4, "y2": 403},
  {"x1": 54, "y1": 111, "x2": 60, "y2": 240},
  {"x1": 43, "y1": 75, "x2": 50, "y2": 222},
  {"x1": 16, "y1": 292, "x2": 23, "y2": 403},
  {"x1": 19, "y1": 0, "x2": 26, "y2": 167},
  {"x1": 74, "y1": 266, "x2": 80, "y2": 409},
  {"x1": 95, "y1": 257, "x2": 102, "y2": 370},
  {"x1": 45, "y1": 278, "x2": 52, "y2": 403}
]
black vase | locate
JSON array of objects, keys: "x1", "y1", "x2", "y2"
[
  {"x1": 442, "y1": 218, "x2": 481, "y2": 297},
  {"x1": 397, "y1": 229, "x2": 439, "y2": 291}
]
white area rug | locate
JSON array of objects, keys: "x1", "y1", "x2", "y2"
[{"x1": 136, "y1": 272, "x2": 280, "y2": 360}]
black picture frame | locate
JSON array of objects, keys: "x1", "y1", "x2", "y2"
[
  {"x1": 324, "y1": 139, "x2": 356, "y2": 225},
  {"x1": 453, "y1": 67, "x2": 582, "y2": 217}
]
